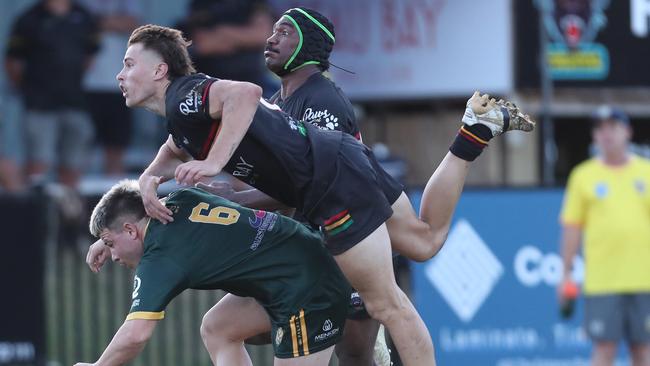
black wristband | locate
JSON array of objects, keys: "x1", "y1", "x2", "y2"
[{"x1": 449, "y1": 125, "x2": 493, "y2": 162}]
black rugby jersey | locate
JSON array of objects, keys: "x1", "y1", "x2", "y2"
[
  {"x1": 165, "y1": 74, "x2": 329, "y2": 210},
  {"x1": 269, "y1": 73, "x2": 360, "y2": 140}
]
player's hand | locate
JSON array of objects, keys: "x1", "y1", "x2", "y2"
[
  {"x1": 195, "y1": 181, "x2": 236, "y2": 200},
  {"x1": 86, "y1": 239, "x2": 110, "y2": 273},
  {"x1": 139, "y1": 174, "x2": 173, "y2": 224},
  {"x1": 175, "y1": 160, "x2": 222, "y2": 186}
]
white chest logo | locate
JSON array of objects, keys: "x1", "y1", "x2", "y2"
[
  {"x1": 180, "y1": 91, "x2": 200, "y2": 115},
  {"x1": 303, "y1": 108, "x2": 339, "y2": 130}
]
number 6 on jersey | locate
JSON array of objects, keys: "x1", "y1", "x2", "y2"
[{"x1": 189, "y1": 202, "x2": 240, "y2": 225}]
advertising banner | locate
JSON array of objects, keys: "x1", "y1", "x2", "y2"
[
  {"x1": 411, "y1": 189, "x2": 630, "y2": 366},
  {"x1": 517, "y1": 0, "x2": 650, "y2": 87},
  {"x1": 271, "y1": 0, "x2": 513, "y2": 100}
]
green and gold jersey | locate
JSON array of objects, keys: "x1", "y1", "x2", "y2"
[{"x1": 126, "y1": 187, "x2": 348, "y2": 324}]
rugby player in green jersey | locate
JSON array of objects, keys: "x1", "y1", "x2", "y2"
[{"x1": 74, "y1": 180, "x2": 350, "y2": 366}]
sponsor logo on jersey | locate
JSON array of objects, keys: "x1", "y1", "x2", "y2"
[
  {"x1": 179, "y1": 90, "x2": 200, "y2": 115},
  {"x1": 303, "y1": 108, "x2": 339, "y2": 131},
  {"x1": 131, "y1": 299, "x2": 140, "y2": 308},
  {"x1": 287, "y1": 118, "x2": 307, "y2": 136},
  {"x1": 249, "y1": 210, "x2": 278, "y2": 250}
]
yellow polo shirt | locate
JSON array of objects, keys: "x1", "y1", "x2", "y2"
[{"x1": 561, "y1": 156, "x2": 650, "y2": 294}]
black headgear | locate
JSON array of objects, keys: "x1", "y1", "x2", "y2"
[{"x1": 278, "y1": 8, "x2": 336, "y2": 75}]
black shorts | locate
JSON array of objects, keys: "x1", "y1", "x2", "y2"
[
  {"x1": 86, "y1": 91, "x2": 132, "y2": 147},
  {"x1": 305, "y1": 135, "x2": 403, "y2": 255}
]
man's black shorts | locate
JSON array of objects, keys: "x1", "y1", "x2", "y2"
[{"x1": 305, "y1": 134, "x2": 403, "y2": 255}]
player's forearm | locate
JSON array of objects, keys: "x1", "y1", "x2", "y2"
[
  {"x1": 94, "y1": 322, "x2": 149, "y2": 366},
  {"x1": 560, "y1": 225, "x2": 582, "y2": 279},
  {"x1": 205, "y1": 83, "x2": 262, "y2": 171}
]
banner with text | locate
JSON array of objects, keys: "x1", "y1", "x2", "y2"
[
  {"x1": 271, "y1": 0, "x2": 513, "y2": 100},
  {"x1": 410, "y1": 189, "x2": 630, "y2": 366}
]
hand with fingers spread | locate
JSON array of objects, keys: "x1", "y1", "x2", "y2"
[
  {"x1": 138, "y1": 174, "x2": 174, "y2": 224},
  {"x1": 86, "y1": 239, "x2": 110, "y2": 273},
  {"x1": 195, "y1": 181, "x2": 236, "y2": 201},
  {"x1": 175, "y1": 160, "x2": 222, "y2": 186}
]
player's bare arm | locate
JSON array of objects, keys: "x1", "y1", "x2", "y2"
[
  {"x1": 174, "y1": 80, "x2": 262, "y2": 186},
  {"x1": 74, "y1": 319, "x2": 157, "y2": 366},
  {"x1": 558, "y1": 224, "x2": 582, "y2": 299},
  {"x1": 86, "y1": 239, "x2": 110, "y2": 273},
  {"x1": 139, "y1": 135, "x2": 191, "y2": 223}
]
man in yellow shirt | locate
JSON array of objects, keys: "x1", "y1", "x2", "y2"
[{"x1": 560, "y1": 106, "x2": 650, "y2": 366}]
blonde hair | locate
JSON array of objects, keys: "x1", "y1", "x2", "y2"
[{"x1": 89, "y1": 180, "x2": 146, "y2": 237}]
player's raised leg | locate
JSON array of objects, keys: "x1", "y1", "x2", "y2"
[
  {"x1": 387, "y1": 92, "x2": 536, "y2": 262},
  {"x1": 201, "y1": 294, "x2": 272, "y2": 365},
  {"x1": 334, "y1": 223, "x2": 435, "y2": 366}
]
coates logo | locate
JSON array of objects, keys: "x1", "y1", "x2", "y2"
[
  {"x1": 425, "y1": 219, "x2": 503, "y2": 323},
  {"x1": 535, "y1": 0, "x2": 610, "y2": 49},
  {"x1": 179, "y1": 90, "x2": 201, "y2": 115}
]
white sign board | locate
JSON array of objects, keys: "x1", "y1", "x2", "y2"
[{"x1": 271, "y1": 0, "x2": 513, "y2": 101}]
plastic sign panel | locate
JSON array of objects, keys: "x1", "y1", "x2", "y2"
[
  {"x1": 410, "y1": 189, "x2": 630, "y2": 366},
  {"x1": 270, "y1": 0, "x2": 513, "y2": 100}
]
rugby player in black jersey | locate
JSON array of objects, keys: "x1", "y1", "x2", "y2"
[
  {"x1": 107, "y1": 23, "x2": 533, "y2": 366},
  {"x1": 198, "y1": 8, "x2": 388, "y2": 366}
]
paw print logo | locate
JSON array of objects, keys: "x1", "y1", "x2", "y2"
[{"x1": 324, "y1": 115, "x2": 339, "y2": 130}]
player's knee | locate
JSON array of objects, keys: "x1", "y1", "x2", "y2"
[
  {"x1": 363, "y1": 289, "x2": 410, "y2": 325},
  {"x1": 200, "y1": 312, "x2": 228, "y2": 345}
]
